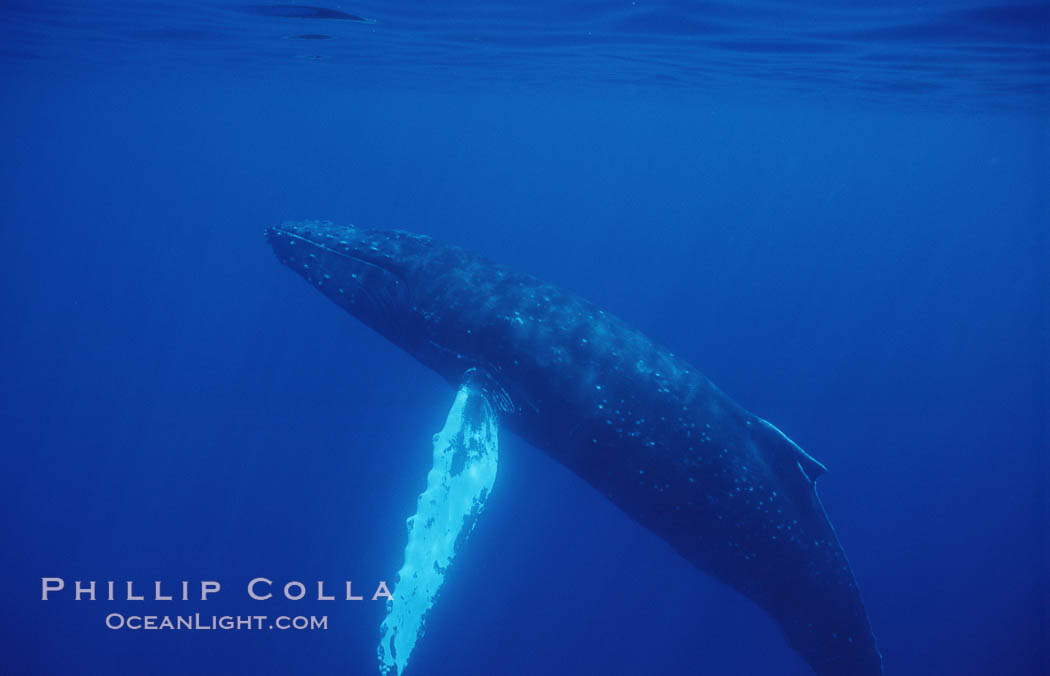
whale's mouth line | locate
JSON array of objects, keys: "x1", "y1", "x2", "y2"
[
  {"x1": 271, "y1": 227, "x2": 406, "y2": 281},
  {"x1": 270, "y1": 226, "x2": 409, "y2": 330}
]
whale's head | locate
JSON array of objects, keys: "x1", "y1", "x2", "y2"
[{"x1": 266, "y1": 221, "x2": 438, "y2": 348}]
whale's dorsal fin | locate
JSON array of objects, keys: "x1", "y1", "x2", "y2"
[
  {"x1": 757, "y1": 418, "x2": 828, "y2": 483},
  {"x1": 795, "y1": 452, "x2": 828, "y2": 483}
]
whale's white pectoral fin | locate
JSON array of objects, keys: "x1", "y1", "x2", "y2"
[{"x1": 377, "y1": 383, "x2": 499, "y2": 676}]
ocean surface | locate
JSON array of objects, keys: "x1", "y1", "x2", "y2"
[{"x1": 1, "y1": 1, "x2": 1047, "y2": 675}]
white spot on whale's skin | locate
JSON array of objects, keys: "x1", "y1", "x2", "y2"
[{"x1": 377, "y1": 384, "x2": 499, "y2": 676}]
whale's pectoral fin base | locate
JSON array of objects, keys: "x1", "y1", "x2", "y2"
[{"x1": 377, "y1": 383, "x2": 499, "y2": 676}]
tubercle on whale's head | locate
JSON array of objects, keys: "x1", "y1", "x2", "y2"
[{"x1": 265, "y1": 220, "x2": 438, "y2": 346}]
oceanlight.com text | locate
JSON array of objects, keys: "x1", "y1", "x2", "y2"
[{"x1": 104, "y1": 613, "x2": 328, "y2": 631}]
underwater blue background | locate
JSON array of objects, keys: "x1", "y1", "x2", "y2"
[{"x1": 1, "y1": 2, "x2": 1047, "y2": 675}]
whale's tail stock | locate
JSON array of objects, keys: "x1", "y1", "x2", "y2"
[
  {"x1": 754, "y1": 428, "x2": 882, "y2": 674},
  {"x1": 769, "y1": 493, "x2": 883, "y2": 676}
]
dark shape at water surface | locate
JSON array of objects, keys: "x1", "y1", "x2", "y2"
[
  {"x1": 296, "y1": 34, "x2": 332, "y2": 40},
  {"x1": 239, "y1": 4, "x2": 367, "y2": 21}
]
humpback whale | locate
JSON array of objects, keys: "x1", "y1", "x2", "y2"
[{"x1": 266, "y1": 221, "x2": 882, "y2": 676}]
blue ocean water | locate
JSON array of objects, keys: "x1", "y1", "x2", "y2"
[{"x1": 1, "y1": 2, "x2": 1047, "y2": 675}]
